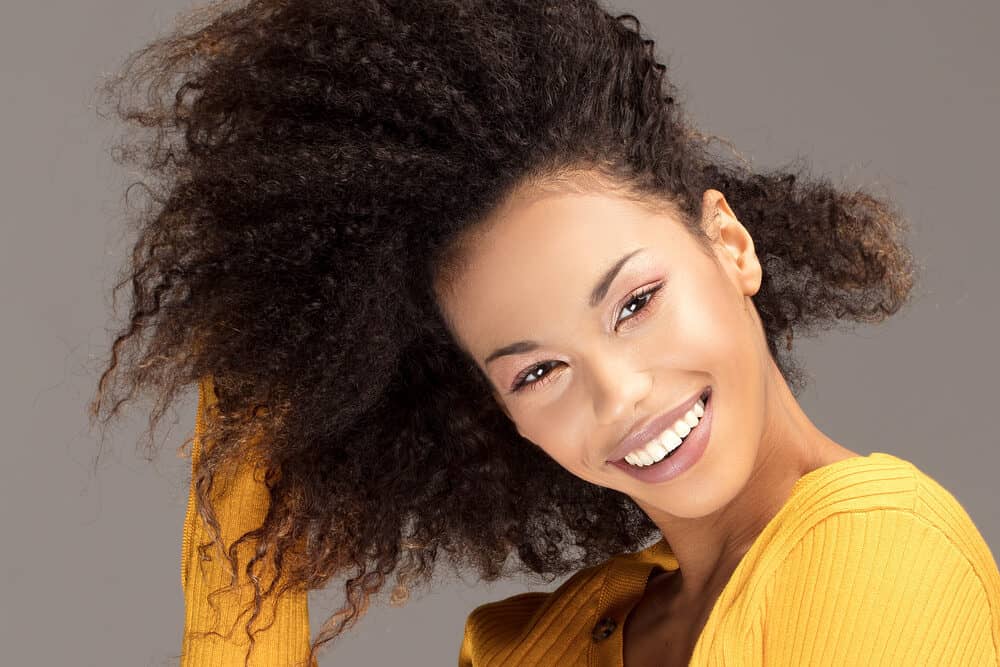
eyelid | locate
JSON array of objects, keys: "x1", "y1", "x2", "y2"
[
  {"x1": 615, "y1": 281, "x2": 662, "y2": 324},
  {"x1": 507, "y1": 279, "x2": 665, "y2": 394}
]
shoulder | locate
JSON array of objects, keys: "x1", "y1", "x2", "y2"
[
  {"x1": 754, "y1": 452, "x2": 1000, "y2": 664},
  {"x1": 767, "y1": 452, "x2": 994, "y2": 564},
  {"x1": 909, "y1": 457, "x2": 1000, "y2": 587},
  {"x1": 785, "y1": 452, "x2": 997, "y2": 588}
]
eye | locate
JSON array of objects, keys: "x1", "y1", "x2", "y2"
[
  {"x1": 615, "y1": 282, "x2": 663, "y2": 328},
  {"x1": 508, "y1": 282, "x2": 665, "y2": 393},
  {"x1": 510, "y1": 360, "x2": 562, "y2": 393}
]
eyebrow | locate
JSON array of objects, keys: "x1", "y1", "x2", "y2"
[{"x1": 483, "y1": 247, "x2": 646, "y2": 366}]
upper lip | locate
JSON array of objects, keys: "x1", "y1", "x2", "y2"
[{"x1": 605, "y1": 386, "x2": 711, "y2": 463}]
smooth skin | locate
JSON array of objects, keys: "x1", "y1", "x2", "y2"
[{"x1": 435, "y1": 177, "x2": 858, "y2": 665}]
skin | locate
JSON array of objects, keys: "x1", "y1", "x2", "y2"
[{"x1": 435, "y1": 177, "x2": 858, "y2": 661}]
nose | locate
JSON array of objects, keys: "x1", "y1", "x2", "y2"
[{"x1": 588, "y1": 353, "x2": 653, "y2": 426}]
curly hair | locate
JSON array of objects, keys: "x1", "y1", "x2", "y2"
[{"x1": 89, "y1": 0, "x2": 918, "y2": 663}]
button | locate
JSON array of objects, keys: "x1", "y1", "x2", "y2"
[{"x1": 591, "y1": 616, "x2": 617, "y2": 642}]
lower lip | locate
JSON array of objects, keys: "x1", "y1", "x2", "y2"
[{"x1": 608, "y1": 388, "x2": 713, "y2": 484}]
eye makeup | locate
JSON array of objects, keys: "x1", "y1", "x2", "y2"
[{"x1": 507, "y1": 280, "x2": 666, "y2": 393}]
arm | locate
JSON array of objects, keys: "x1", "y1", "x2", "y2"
[
  {"x1": 458, "y1": 616, "x2": 474, "y2": 667},
  {"x1": 759, "y1": 509, "x2": 1000, "y2": 666},
  {"x1": 180, "y1": 375, "x2": 316, "y2": 667}
]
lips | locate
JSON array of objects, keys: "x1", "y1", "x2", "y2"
[{"x1": 605, "y1": 385, "x2": 712, "y2": 463}]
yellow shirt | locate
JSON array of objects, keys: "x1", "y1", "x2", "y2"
[
  {"x1": 459, "y1": 452, "x2": 1000, "y2": 666},
  {"x1": 180, "y1": 376, "x2": 314, "y2": 667},
  {"x1": 181, "y1": 376, "x2": 1000, "y2": 665}
]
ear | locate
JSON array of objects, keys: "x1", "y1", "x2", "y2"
[{"x1": 702, "y1": 189, "x2": 762, "y2": 299}]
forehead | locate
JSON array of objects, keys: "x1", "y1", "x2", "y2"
[
  {"x1": 453, "y1": 184, "x2": 688, "y2": 287},
  {"x1": 437, "y1": 185, "x2": 690, "y2": 355}
]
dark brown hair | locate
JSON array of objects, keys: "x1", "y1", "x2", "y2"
[{"x1": 89, "y1": 0, "x2": 917, "y2": 664}]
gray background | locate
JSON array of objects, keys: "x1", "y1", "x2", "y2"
[{"x1": 2, "y1": 0, "x2": 997, "y2": 665}]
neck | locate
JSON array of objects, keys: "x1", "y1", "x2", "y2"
[{"x1": 635, "y1": 360, "x2": 856, "y2": 603}]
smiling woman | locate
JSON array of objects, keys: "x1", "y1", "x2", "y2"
[{"x1": 89, "y1": 0, "x2": 999, "y2": 665}]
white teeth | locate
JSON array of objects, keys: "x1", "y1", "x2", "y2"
[
  {"x1": 646, "y1": 441, "x2": 669, "y2": 460},
  {"x1": 660, "y1": 429, "x2": 682, "y2": 449},
  {"x1": 624, "y1": 397, "x2": 706, "y2": 467},
  {"x1": 634, "y1": 449, "x2": 655, "y2": 466}
]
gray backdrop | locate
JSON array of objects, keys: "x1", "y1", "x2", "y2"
[{"x1": 2, "y1": 0, "x2": 997, "y2": 665}]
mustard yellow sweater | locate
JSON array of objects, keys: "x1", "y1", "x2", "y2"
[
  {"x1": 180, "y1": 376, "x2": 315, "y2": 667},
  {"x1": 181, "y1": 376, "x2": 1000, "y2": 665}
]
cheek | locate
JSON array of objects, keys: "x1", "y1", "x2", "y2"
[
  {"x1": 644, "y1": 277, "x2": 743, "y2": 365},
  {"x1": 697, "y1": 287, "x2": 751, "y2": 360},
  {"x1": 513, "y1": 407, "x2": 592, "y2": 469},
  {"x1": 518, "y1": 412, "x2": 564, "y2": 451}
]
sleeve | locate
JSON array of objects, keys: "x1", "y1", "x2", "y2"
[
  {"x1": 180, "y1": 375, "x2": 316, "y2": 667},
  {"x1": 457, "y1": 613, "x2": 475, "y2": 667},
  {"x1": 456, "y1": 591, "x2": 553, "y2": 666},
  {"x1": 758, "y1": 509, "x2": 1000, "y2": 666}
]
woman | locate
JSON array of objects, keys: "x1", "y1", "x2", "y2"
[{"x1": 90, "y1": 0, "x2": 1000, "y2": 665}]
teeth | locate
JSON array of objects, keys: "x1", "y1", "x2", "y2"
[
  {"x1": 624, "y1": 398, "x2": 706, "y2": 467},
  {"x1": 646, "y1": 440, "x2": 669, "y2": 460},
  {"x1": 634, "y1": 449, "x2": 655, "y2": 466}
]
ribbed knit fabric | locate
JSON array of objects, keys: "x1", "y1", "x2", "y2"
[
  {"x1": 181, "y1": 375, "x2": 1000, "y2": 666},
  {"x1": 180, "y1": 376, "x2": 315, "y2": 667},
  {"x1": 458, "y1": 452, "x2": 1000, "y2": 666}
]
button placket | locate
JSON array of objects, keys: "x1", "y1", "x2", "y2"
[{"x1": 590, "y1": 553, "x2": 675, "y2": 666}]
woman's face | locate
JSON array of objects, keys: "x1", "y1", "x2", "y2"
[{"x1": 436, "y1": 182, "x2": 771, "y2": 519}]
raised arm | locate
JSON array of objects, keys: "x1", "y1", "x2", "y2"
[{"x1": 180, "y1": 375, "x2": 316, "y2": 667}]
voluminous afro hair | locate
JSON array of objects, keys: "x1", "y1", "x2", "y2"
[{"x1": 89, "y1": 0, "x2": 917, "y2": 663}]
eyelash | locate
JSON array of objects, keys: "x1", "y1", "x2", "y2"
[{"x1": 509, "y1": 282, "x2": 665, "y2": 393}]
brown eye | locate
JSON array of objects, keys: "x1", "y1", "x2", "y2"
[
  {"x1": 510, "y1": 283, "x2": 663, "y2": 393},
  {"x1": 508, "y1": 282, "x2": 665, "y2": 394},
  {"x1": 616, "y1": 283, "x2": 663, "y2": 328},
  {"x1": 510, "y1": 360, "x2": 562, "y2": 393}
]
